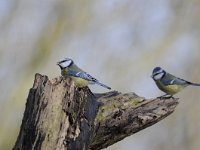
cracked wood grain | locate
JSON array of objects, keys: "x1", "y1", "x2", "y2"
[
  {"x1": 13, "y1": 74, "x2": 179, "y2": 150},
  {"x1": 90, "y1": 92, "x2": 178, "y2": 149}
]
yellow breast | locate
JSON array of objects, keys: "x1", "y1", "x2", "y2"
[
  {"x1": 71, "y1": 76, "x2": 89, "y2": 87},
  {"x1": 61, "y1": 68, "x2": 89, "y2": 88},
  {"x1": 155, "y1": 80, "x2": 184, "y2": 95}
]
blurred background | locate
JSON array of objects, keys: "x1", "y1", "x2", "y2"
[{"x1": 1, "y1": 0, "x2": 200, "y2": 149}]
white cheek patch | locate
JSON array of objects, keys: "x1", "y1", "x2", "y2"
[
  {"x1": 60, "y1": 60, "x2": 72, "y2": 68},
  {"x1": 153, "y1": 73, "x2": 164, "y2": 80}
]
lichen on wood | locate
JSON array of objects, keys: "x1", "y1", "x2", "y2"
[{"x1": 13, "y1": 74, "x2": 179, "y2": 150}]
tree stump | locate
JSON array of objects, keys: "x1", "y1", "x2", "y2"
[{"x1": 13, "y1": 74, "x2": 179, "y2": 150}]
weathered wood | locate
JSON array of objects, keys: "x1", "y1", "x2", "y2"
[
  {"x1": 91, "y1": 92, "x2": 178, "y2": 149},
  {"x1": 13, "y1": 74, "x2": 99, "y2": 150},
  {"x1": 13, "y1": 74, "x2": 179, "y2": 150}
]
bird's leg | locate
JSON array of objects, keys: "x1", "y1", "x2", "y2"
[
  {"x1": 164, "y1": 95, "x2": 176, "y2": 99},
  {"x1": 157, "y1": 94, "x2": 168, "y2": 99},
  {"x1": 170, "y1": 96, "x2": 176, "y2": 99},
  {"x1": 157, "y1": 94, "x2": 174, "y2": 99}
]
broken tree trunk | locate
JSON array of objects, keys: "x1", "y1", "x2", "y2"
[{"x1": 13, "y1": 74, "x2": 179, "y2": 150}]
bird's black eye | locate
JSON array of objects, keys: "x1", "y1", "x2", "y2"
[
  {"x1": 59, "y1": 59, "x2": 67, "y2": 64},
  {"x1": 154, "y1": 73, "x2": 160, "y2": 76}
]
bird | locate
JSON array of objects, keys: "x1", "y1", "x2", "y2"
[
  {"x1": 151, "y1": 67, "x2": 200, "y2": 98},
  {"x1": 57, "y1": 58, "x2": 111, "y2": 90}
]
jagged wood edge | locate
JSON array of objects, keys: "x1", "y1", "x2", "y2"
[
  {"x1": 13, "y1": 74, "x2": 179, "y2": 150},
  {"x1": 89, "y1": 92, "x2": 179, "y2": 149}
]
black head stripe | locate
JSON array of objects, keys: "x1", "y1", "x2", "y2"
[
  {"x1": 57, "y1": 58, "x2": 74, "y2": 68},
  {"x1": 152, "y1": 67, "x2": 166, "y2": 80},
  {"x1": 58, "y1": 58, "x2": 72, "y2": 64},
  {"x1": 153, "y1": 67, "x2": 166, "y2": 75},
  {"x1": 153, "y1": 67, "x2": 162, "y2": 74},
  {"x1": 67, "y1": 60, "x2": 73, "y2": 67},
  {"x1": 160, "y1": 71, "x2": 166, "y2": 79}
]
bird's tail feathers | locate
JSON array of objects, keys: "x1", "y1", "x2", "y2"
[
  {"x1": 189, "y1": 82, "x2": 200, "y2": 86},
  {"x1": 95, "y1": 81, "x2": 111, "y2": 90}
]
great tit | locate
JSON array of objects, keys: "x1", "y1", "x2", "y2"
[
  {"x1": 152, "y1": 67, "x2": 200, "y2": 98},
  {"x1": 57, "y1": 58, "x2": 111, "y2": 90}
]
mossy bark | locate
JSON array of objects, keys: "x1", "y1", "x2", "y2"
[{"x1": 13, "y1": 74, "x2": 178, "y2": 150}]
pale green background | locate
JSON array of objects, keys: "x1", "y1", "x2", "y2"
[{"x1": 1, "y1": 0, "x2": 200, "y2": 150}]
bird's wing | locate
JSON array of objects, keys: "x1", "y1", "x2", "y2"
[
  {"x1": 161, "y1": 76, "x2": 189, "y2": 86},
  {"x1": 68, "y1": 70, "x2": 111, "y2": 89},
  {"x1": 68, "y1": 70, "x2": 98, "y2": 82}
]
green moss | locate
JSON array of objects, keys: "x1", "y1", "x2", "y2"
[
  {"x1": 95, "y1": 100, "x2": 118, "y2": 122},
  {"x1": 96, "y1": 97, "x2": 144, "y2": 122},
  {"x1": 128, "y1": 97, "x2": 143, "y2": 106}
]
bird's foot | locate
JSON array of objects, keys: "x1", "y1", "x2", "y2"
[{"x1": 157, "y1": 95, "x2": 174, "y2": 100}]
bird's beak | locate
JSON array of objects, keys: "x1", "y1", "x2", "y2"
[{"x1": 151, "y1": 75, "x2": 153, "y2": 78}]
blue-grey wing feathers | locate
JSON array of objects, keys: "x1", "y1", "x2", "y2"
[
  {"x1": 68, "y1": 70, "x2": 111, "y2": 89},
  {"x1": 162, "y1": 77, "x2": 200, "y2": 86},
  {"x1": 189, "y1": 82, "x2": 200, "y2": 86}
]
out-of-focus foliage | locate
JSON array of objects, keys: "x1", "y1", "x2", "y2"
[{"x1": 1, "y1": 0, "x2": 200, "y2": 150}]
